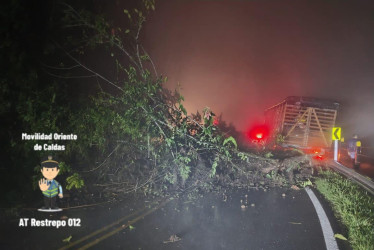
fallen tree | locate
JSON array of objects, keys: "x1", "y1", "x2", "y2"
[{"x1": 41, "y1": 1, "x2": 316, "y2": 199}]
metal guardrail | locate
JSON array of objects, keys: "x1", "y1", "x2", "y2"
[
  {"x1": 339, "y1": 143, "x2": 374, "y2": 160},
  {"x1": 340, "y1": 147, "x2": 374, "y2": 161},
  {"x1": 328, "y1": 160, "x2": 374, "y2": 196}
]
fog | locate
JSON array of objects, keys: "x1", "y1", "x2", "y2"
[{"x1": 144, "y1": 0, "x2": 374, "y2": 146}]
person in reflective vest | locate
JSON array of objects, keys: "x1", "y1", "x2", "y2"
[
  {"x1": 347, "y1": 135, "x2": 361, "y2": 168},
  {"x1": 39, "y1": 156, "x2": 63, "y2": 209}
]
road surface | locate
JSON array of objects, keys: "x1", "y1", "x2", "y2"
[{"x1": 1, "y1": 188, "x2": 351, "y2": 250}]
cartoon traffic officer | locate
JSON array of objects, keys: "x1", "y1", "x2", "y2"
[{"x1": 38, "y1": 156, "x2": 63, "y2": 212}]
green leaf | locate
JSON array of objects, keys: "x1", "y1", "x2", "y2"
[
  {"x1": 334, "y1": 234, "x2": 347, "y2": 241},
  {"x1": 66, "y1": 173, "x2": 85, "y2": 190},
  {"x1": 301, "y1": 179, "x2": 313, "y2": 187},
  {"x1": 62, "y1": 235, "x2": 72, "y2": 243},
  {"x1": 223, "y1": 136, "x2": 237, "y2": 149},
  {"x1": 129, "y1": 225, "x2": 135, "y2": 230},
  {"x1": 123, "y1": 9, "x2": 128, "y2": 14},
  {"x1": 179, "y1": 104, "x2": 187, "y2": 115},
  {"x1": 264, "y1": 152, "x2": 273, "y2": 158},
  {"x1": 140, "y1": 54, "x2": 149, "y2": 61},
  {"x1": 210, "y1": 160, "x2": 218, "y2": 178},
  {"x1": 125, "y1": 29, "x2": 130, "y2": 34}
]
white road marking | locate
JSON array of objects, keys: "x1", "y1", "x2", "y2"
[{"x1": 305, "y1": 187, "x2": 339, "y2": 250}]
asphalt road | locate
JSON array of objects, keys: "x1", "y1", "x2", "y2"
[{"x1": 1, "y1": 188, "x2": 351, "y2": 250}]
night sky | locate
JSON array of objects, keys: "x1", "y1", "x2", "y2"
[{"x1": 143, "y1": 0, "x2": 374, "y2": 143}]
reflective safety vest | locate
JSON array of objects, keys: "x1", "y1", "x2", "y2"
[{"x1": 42, "y1": 180, "x2": 60, "y2": 198}]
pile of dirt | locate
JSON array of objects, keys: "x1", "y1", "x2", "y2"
[{"x1": 180, "y1": 150, "x2": 318, "y2": 194}]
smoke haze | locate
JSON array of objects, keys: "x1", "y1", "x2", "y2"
[{"x1": 144, "y1": 0, "x2": 374, "y2": 145}]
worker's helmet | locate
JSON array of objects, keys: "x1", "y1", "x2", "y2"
[{"x1": 353, "y1": 134, "x2": 358, "y2": 139}]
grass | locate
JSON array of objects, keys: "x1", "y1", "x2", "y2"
[{"x1": 315, "y1": 170, "x2": 374, "y2": 250}]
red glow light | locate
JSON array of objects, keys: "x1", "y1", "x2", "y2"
[
  {"x1": 246, "y1": 124, "x2": 270, "y2": 142},
  {"x1": 313, "y1": 155, "x2": 324, "y2": 160},
  {"x1": 213, "y1": 118, "x2": 219, "y2": 126},
  {"x1": 256, "y1": 133, "x2": 263, "y2": 139}
]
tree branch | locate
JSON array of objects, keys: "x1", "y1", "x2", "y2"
[{"x1": 54, "y1": 41, "x2": 125, "y2": 93}]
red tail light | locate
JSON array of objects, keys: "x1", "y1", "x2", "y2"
[
  {"x1": 246, "y1": 124, "x2": 269, "y2": 142},
  {"x1": 314, "y1": 155, "x2": 324, "y2": 160}
]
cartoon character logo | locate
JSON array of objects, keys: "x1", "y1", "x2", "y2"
[{"x1": 38, "y1": 156, "x2": 63, "y2": 212}]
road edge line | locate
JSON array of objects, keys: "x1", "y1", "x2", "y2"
[
  {"x1": 58, "y1": 207, "x2": 149, "y2": 250},
  {"x1": 76, "y1": 198, "x2": 172, "y2": 250},
  {"x1": 305, "y1": 187, "x2": 339, "y2": 250}
]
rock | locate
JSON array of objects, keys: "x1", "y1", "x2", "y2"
[
  {"x1": 163, "y1": 234, "x2": 181, "y2": 244},
  {"x1": 291, "y1": 185, "x2": 300, "y2": 190},
  {"x1": 260, "y1": 163, "x2": 278, "y2": 174},
  {"x1": 60, "y1": 215, "x2": 68, "y2": 220}
]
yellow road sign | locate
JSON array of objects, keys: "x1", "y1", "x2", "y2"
[{"x1": 332, "y1": 127, "x2": 341, "y2": 140}]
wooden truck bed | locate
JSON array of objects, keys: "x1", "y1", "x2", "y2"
[{"x1": 265, "y1": 96, "x2": 339, "y2": 149}]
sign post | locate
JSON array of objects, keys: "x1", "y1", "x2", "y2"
[
  {"x1": 355, "y1": 141, "x2": 362, "y2": 166},
  {"x1": 332, "y1": 127, "x2": 341, "y2": 161},
  {"x1": 334, "y1": 140, "x2": 338, "y2": 161}
]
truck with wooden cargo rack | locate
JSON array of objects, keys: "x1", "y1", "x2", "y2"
[{"x1": 264, "y1": 96, "x2": 339, "y2": 153}]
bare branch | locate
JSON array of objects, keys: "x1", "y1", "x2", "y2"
[
  {"x1": 81, "y1": 144, "x2": 121, "y2": 173},
  {"x1": 40, "y1": 62, "x2": 81, "y2": 70},
  {"x1": 61, "y1": 2, "x2": 142, "y2": 71},
  {"x1": 54, "y1": 41, "x2": 125, "y2": 92},
  {"x1": 141, "y1": 45, "x2": 158, "y2": 77},
  {"x1": 43, "y1": 69, "x2": 97, "y2": 79}
]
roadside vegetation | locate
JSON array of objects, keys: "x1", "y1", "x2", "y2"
[{"x1": 315, "y1": 170, "x2": 374, "y2": 250}]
